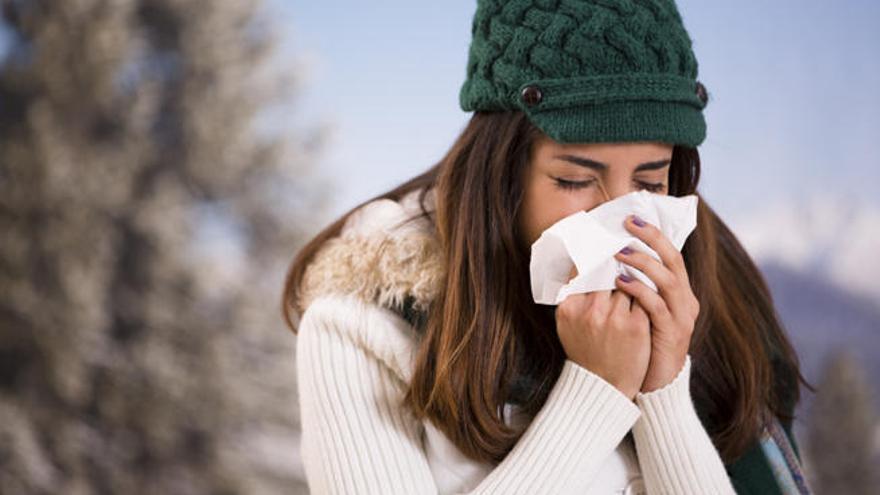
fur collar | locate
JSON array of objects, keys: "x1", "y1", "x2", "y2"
[{"x1": 298, "y1": 188, "x2": 445, "y2": 319}]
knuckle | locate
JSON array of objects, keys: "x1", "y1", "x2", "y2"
[
  {"x1": 557, "y1": 299, "x2": 579, "y2": 320},
  {"x1": 556, "y1": 300, "x2": 573, "y2": 319},
  {"x1": 671, "y1": 252, "x2": 686, "y2": 271},
  {"x1": 587, "y1": 309, "x2": 605, "y2": 328},
  {"x1": 650, "y1": 298, "x2": 667, "y2": 316},
  {"x1": 608, "y1": 310, "x2": 626, "y2": 328}
]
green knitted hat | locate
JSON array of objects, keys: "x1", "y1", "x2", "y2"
[{"x1": 459, "y1": 0, "x2": 709, "y2": 147}]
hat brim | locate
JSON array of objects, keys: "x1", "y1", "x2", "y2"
[{"x1": 522, "y1": 99, "x2": 706, "y2": 147}]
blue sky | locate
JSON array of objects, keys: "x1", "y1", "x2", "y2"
[
  {"x1": 2, "y1": 2, "x2": 877, "y2": 226},
  {"x1": 278, "y1": 0, "x2": 880, "y2": 225}
]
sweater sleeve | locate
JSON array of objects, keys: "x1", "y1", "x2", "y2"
[
  {"x1": 296, "y1": 294, "x2": 642, "y2": 495},
  {"x1": 631, "y1": 354, "x2": 737, "y2": 494}
]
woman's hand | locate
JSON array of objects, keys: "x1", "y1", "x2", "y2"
[
  {"x1": 555, "y1": 265, "x2": 652, "y2": 401},
  {"x1": 613, "y1": 214, "x2": 701, "y2": 393}
]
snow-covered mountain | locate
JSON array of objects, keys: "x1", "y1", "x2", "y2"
[
  {"x1": 759, "y1": 261, "x2": 880, "y2": 390},
  {"x1": 724, "y1": 193, "x2": 880, "y2": 434},
  {"x1": 730, "y1": 192, "x2": 880, "y2": 302}
]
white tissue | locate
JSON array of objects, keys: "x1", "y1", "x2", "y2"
[{"x1": 529, "y1": 190, "x2": 699, "y2": 305}]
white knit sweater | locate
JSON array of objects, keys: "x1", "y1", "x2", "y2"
[{"x1": 295, "y1": 189, "x2": 736, "y2": 494}]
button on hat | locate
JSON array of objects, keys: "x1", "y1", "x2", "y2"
[
  {"x1": 520, "y1": 85, "x2": 543, "y2": 106},
  {"x1": 695, "y1": 81, "x2": 709, "y2": 105}
]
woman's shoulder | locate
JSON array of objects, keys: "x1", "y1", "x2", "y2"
[
  {"x1": 298, "y1": 293, "x2": 424, "y2": 384},
  {"x1": 298, "y1": 187, "x2": 444, "y2": 330}
]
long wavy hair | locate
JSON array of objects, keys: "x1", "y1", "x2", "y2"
[{"x1": 282, "y1": 110, "x2": 813, "y2": 465}]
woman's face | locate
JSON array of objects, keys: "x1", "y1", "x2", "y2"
[{"x1": 519, "y1": 136, "x2": 674, "y2": 247}]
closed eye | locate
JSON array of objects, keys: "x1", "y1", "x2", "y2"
[
  {"x1": 638, "y1": 181, "x2": 666, "y2": 192},
  {"x1": 552, "y1": 178, "x2": 666, "y2": 192},
  {"x1": 553, "y1": 178, "x2": 595, "y2": 190}
]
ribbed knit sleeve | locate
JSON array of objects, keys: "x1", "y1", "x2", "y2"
[
  {"x1": 631, "y1": 354, "x2": 737, "y2": 494},
  {"x1": 296, "y1": 294, "x2": 642, "y2": 494}
]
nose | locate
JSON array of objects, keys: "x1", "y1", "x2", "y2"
[{"x1": 594, "y1": 178, "x2": 632, "y2": 203}]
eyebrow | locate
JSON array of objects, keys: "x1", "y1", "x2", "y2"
[{"x1": 554, "y1": 154, "x2": 671, "y2": 172}]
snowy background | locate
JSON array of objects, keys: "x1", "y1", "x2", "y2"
[{"x1": 1, "y1": 0, "x2": 876, "y2": 492}]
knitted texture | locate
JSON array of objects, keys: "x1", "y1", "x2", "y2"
[{"x1": 459, "y1": 0, "x2": 708, "y2": 146}]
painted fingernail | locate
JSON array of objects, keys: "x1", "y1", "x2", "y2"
[
  {"x1": 619, "y1": 246, "x2": 633, "y2": 255},
  {"x1": 632, "y1": 215, "x2": 646, "y2": 227},
  {"x1": 618, "y1": 274, "x2": 633, "y2": 282}
]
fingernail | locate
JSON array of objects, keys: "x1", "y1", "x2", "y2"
[
  {"x1": 618, "y1": 274, "x2": 633, "y2": 282},
  {"x1": 631, "y1": 215, "x2": 646, "y2": 227},
  {"x1": 619, "y1": 246, "x2": 633, "y2": 255}
]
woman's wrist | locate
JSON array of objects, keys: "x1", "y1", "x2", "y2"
[
  {"x1": 637, "y1": 353, "x2": 691, "y2": 399},
  {"x1": 639, "y1": 351, "x2": 688, "y2": 393}
]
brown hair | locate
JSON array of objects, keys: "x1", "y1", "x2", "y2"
[{"x1": 282, "y1": 110, "x2": 813, "y2": 465}]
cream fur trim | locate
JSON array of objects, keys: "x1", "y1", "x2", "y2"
[{"x1": 298, "y1": 189, "x2": 445, "y2": 317}]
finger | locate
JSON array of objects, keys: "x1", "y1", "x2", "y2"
[
  {"x1": 611, "y1": 290, "x2": 633, "y2": 320},
  {"x1": 631, "y1": 299, "x2": 649, "y2": 326},
  {"x1": 615, "y1": 273, "x2": 673, "y2": 326},
  {"x1": 614, "y1": 247, "x2": 696, "y2": 321},
  {"x1": 610, "y1": 288, "x2": 631, "y2": 311},
  {"x1": 613, "y1": 248, "x2": 676, "y2": 296},
  {"x1": 623, "y1": 215, "x2": 688, "y2": 280},
  {"x1": 591, "y1": 288, "x2": 611, "y2": 312}
]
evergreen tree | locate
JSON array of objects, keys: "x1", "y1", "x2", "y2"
[
  {"x1": 806, "y1": 349, "x2": 880, "y2": 494},
  {"x1": 0, "y1": 0, "x2": 323, "y2": 492}
]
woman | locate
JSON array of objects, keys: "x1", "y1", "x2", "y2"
[{"x1": 283, "y1": 1, "x2": 813, "y2": 493}]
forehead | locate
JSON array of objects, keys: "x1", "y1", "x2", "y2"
[{"x1": 533, "y1": 137, "x2": 673, "y2": 168}]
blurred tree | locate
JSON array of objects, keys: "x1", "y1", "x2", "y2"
[
  {"x1": 805, "y1": 349, "x2": 880, "y2": 494},
  {"x1": 0, "y1": 0, "x2": 325, "y2": 493}
]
